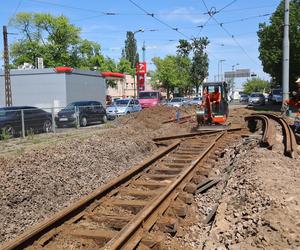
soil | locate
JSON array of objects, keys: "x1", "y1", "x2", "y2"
[
  {"x1": 159, "y1": 107, "x2": 300, "y2": 250},
  {"x1": 1, "y1": 105, "x2": 299, "y2": 250},
  {"x1": 0, "y1": 106, "x2": 193, "y2": 245}
]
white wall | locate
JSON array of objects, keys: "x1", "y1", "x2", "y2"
[
  {"x1": 66, "y1": 71, "x2": 106, "y2": 107},
  {"x1": 0, "y1": 69, "x2": 66, "y2": 109}
]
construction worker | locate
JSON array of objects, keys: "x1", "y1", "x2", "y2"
[
  {"x1": 210, "y1": 86, "x2": 221, "y2": 113},
  {"x1": 284, "y1": 78, "x2": 300, "y2": 132}
]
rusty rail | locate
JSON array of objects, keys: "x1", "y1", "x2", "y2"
[
  {"x1": 252, "y1": 113, "x2": 298, "y2": 158},
  {"x1": 0, "y1": 141, "x2": 180, "y2": 250},
  {"x1": 1, "y1": 132, "x2": 234, "y2": 250},
  {"x1": 245, "y1": 115, "x2": 275, "y2": 148}
]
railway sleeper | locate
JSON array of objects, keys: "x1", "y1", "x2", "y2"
[
  {"x1": 132, "y1": 180, "x2": 169, "y2": 189},
  {"x1": 152, "y1": 167, "x2": 182, "y2": 175},
  {"x1": 143, "y1": 173, "x2": 178, "y2": 180},
  {"x1": 118, "y1": 188, "x2": 161, "y2": 198},
  {"x1": 156, "y1": 216, "x2": 178, "y2": 234}
]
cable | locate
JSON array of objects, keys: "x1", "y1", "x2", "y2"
[
  {"x1": 211, "y1": 15, "x2": 260, "y2": 66},
  {"x1": 10, "y1": 0, "x2": 23, "y2": 24},
  {"x1": 216, "y1": 0, "x2": 238, "y2": 14},
  {"x1": 128, "y1": 0, "x2": 190, "y2": 39}
]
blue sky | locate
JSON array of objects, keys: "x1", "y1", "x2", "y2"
[{"x1": 2, "y1": 0, "x2": 281, "y2": 84}]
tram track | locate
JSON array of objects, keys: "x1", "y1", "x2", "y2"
[
  {"x1": 0, "y1": 130, "x2": 241, "y2": 250},
  {"x1": 245, "y1": 113, "x2": 298, "y2": 158}
]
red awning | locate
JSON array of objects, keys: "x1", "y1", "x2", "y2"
[
  {"x1": 54, "y1": 67, "x2": 73, "y2": 73},
  {"x1": 101, "y1": 72, "x2": 125, "y2": 79}
]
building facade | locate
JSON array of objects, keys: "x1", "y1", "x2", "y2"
[{"x1": 0, "y1": 68, "x2": 106, "y2": 109}]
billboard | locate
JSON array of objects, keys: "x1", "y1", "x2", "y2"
[
  {"x1": 136, "y1": 62, "x2": 147, "y2": 91},
  {"x1": 224, "y1": 69, "x2": 250, "y2": 78}
]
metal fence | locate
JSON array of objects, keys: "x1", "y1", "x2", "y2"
[{"x1": 0, "y1": 104, "x2": 107, "y2": 140}]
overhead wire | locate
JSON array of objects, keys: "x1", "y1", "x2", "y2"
[{"x1": 128, "y1": 0, "x2": 190, "y2": 39}]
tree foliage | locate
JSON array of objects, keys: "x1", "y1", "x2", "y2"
[
  {"x1": 243, "y1": 78, "x2": 271, "y2": 94},
  {"x1": 152, "y1": 55, "x2": 190, "y2": 99},
  {"x1": 257, "y1": 0, "x2": 300, "y2": 90},
  {"x1": 176, "y1": 37, "x2": 209, "y2": 94},
  {"x1": 124, "y1": 31, "x2": 139, "y2": 69},
  {"x1": 9, "y1": 12, "x2": 132, "y2": 88}
]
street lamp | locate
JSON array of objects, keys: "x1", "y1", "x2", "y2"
[
  {"x1": 218, "y1": 59, "x2": 226, "y2": 81},
  {"x1": 132, "y1": 29, "x2": 144, "y2": 98}
]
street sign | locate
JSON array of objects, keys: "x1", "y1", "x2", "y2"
[{"x1": 224, "y1": 69, "x2": 250, "y2": 78}]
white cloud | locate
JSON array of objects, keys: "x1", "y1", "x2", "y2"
[{"x1": 160, "y1": 7, "x2": 205, "y2": 24}]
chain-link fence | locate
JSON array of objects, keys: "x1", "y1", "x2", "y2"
[{"x1": 0, "y1": 103, "x2": 108, "y2": 140}]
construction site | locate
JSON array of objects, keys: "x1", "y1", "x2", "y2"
[{"x1": 0, "y1": 104, "x2": 299, "y2": 250}]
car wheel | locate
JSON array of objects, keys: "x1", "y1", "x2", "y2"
[
  {"x1": 127, "y1": 111, "x2": 130, "y2": 114},
  {"x1": 102, "y1": 114, "x2": 107, "y2": 123},
  {"x1": 2, "y1": 124, "x2": 15, "y2": 138},
  {"x1": 80, "y1": 116, "x2": 88, "y2": 127},
  {"x1": 43, "y1": 120, "x2": 52, "y2": 133}
]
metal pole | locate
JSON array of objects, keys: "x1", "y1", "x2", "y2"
[
  {"x1": 142, "y1": 41, "x2": 146, "y2": 62},
  {"x1": 51, "y1": 107, "x2": 56, "y2": 134},
  {"x1": 21, "y1": 109, "x2": 25, "y2": 138},
  {"x1": 217, "y1": 61, "x2": 220, "y2": 81},
  {"x1": 282, "y1": 0, "x2": 290, "y2": 107},
  {"x1": 3, "y1": 26, "x2": 12, "y2": 106}
]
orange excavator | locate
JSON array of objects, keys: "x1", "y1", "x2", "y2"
[{"x1": 196, "y1": 82, "x2": 229, "y2": 129}]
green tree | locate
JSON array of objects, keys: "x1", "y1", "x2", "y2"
[
  {"x1": 124, "y1": 31, "x2": 139, "y2": 69},
  {"x1": 257, "y1": 0, "x2": 300, "y2": 90},
  {"x1": 10, "y1": 12, "x2": 106, "y2": 69},
  {"x1": 152, "y1": 56, "x2": 181, "y2": 99},
  {"x1": 243, "y1": 78, "x2": 270, "y2": 94},
  {"x1": 176, "y1": 37, "x2": 209, "y2": 94}
]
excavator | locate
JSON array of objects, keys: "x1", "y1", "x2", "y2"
[{"x1": 196, "y1": 81, "x2": 229, "y2": 130}]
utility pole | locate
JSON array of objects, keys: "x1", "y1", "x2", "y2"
[
  {"x1": 282, "y1": 0, "x2": 290, "y2": 107},
  {"x1": 142, "y1": 41, "x2": 146, "y2": 62},
  {"x1": 3, "y1": 25, "x2": 12, "y2": 106}
]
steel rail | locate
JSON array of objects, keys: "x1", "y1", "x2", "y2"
[
  {"x1": 245, "y1": 115, "x2": 275, "y2": 148},
  {"x1": 152, "y1": 127, "x2": 242, "y2": 141},
  {"x1": 0, "y1": 141, "x2": 180, "y2": 250},
  {"x1": 254, "y1": 113, "x2": 297, "y2": 158},
  {"x1": 104, "y1": 132, "x2": 225, "y2": 249}
]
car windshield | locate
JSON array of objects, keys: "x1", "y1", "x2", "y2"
[
  {"x1": 115, "y1": 99, "x2": 129, "y2": 106},
  {"x1": 170, "y1": 98, "x2": 182, "y2": 102},
  {"x1": 250, "y1": 94, "x2": 261, "y2": 97},
  {"x1": 139, "y1": 92, "x2": 159, "y2": 99},
  {"x1": 272, "y1": 90, "x2": 282, "y2": 95},
  {"x1": 240, "y1": 94, "x2": 248, "y2": 97}
]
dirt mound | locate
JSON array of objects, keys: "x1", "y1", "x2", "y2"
[{"x1": 115, "y1": 106, "x2": 195, "y2": 130}]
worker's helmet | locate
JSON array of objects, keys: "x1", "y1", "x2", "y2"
[{"x1": 296, "y1": 78, "x2": 300, "y2": 88}]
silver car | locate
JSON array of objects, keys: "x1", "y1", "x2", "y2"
[
  {"x1": 167, "y1": 97, "x2": 189, "y2": 107},
  {"x1": 189, "y1": 96, "x2": 202, "y2": 106},
  {"x1": 248, "y1": 93, "x2": 265, "y2": 106},
  {"x1": 106, "y1": 98, "x2": 142, "y2": 119}
]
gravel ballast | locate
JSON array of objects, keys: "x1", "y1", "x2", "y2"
[{"x1": 0, "y1": 106, "x2": 194, "y2": 245}]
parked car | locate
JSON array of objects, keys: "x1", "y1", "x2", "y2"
[
  {"x1": 0, "y1": 106, "x2": 52, "y2": 138},
  {"x1": 167, "y1": 97, "x2": 189, "y2": 107},
  {"x1": 189, "y1": 96, "x2": 202, "y2": 106},
  {"x1": 56, "y1": 101, "x2": 107, "y2": 127},
  {"x1": 138, "y1": 91, "x2": 161, "y2": 108},
  {"x1": 239, "y1": 94, "x2": 249, "y2": 103},
  {"x1": 268, "y1": 89, "x2": 283, "y2": 104},
  {"x1": 248, "y1": 93, "x2": 266, "y2": 106},
  {"x1": 106, "y1": 98, "x2": 142, "y2": 119}
]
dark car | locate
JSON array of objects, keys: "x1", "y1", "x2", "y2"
[
  {"x1": 56, "y1": 101, "x2": 107, "y2": 127},
  {"x1": 0, "y1": 106, "x2": 52, "y2": 138}
]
